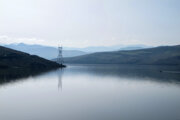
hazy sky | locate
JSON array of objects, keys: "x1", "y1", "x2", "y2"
[{"x1": 0, "y1": 0, "x2": 180, "y2": 47}]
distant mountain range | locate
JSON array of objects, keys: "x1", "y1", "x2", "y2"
[
  {"x1": 3, "y1": 43, "x2": 151, "y2": 59},
  {"x1": 0, "y1": 46, "x2": 61, "y2": 70},
  {"x1": 3, "y1": 43, "x2": 87, "y2": 60},
  {"x1": 64, "y1": 44, "x2": 152, "y2": 52},
  {"x1": 63, "y1": 45, "x2": 180, "y2": 65}
]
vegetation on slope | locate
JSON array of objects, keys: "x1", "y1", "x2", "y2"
[
  {"x1": 0, "y1": 46, "x2": 61, "y2": 70},
  {"x1": 64, "y1": 45, "x2": 180, "y2": 65}
]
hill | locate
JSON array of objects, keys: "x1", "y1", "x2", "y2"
[
  {"x1": 4, "y1": 43, "x2": 87, "y2": 59},
  {"x1": 0, "y1": 46, "x2": 62, "y2": 70},
  {"x1": 3, "y1": 43, "x2": 152, "y2": 59},
  {"x1": 64, "y1": 45, "x2": 180, "y2": 65}
]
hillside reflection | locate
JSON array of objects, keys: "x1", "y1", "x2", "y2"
[
  {"x1": 65, "y1": 64, "x2": 180, "y2": 84},
  {"x1": 0, "y1": 65, "x2": 180, "y2": 87},
  {"x1": 0, "y1": 68, "x2": 59, "y2": 86}
]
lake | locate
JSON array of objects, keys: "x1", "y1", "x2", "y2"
[{"x1": 0, "y1": 64, "x2": 180, "y2": 120}]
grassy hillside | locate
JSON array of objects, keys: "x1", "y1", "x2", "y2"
[
  {"x1": 64, "y1": 45, "x2": 180, "y2": 65},
  {"x1": 0, "y1": 46, "x2": 61, "y2": 70}
]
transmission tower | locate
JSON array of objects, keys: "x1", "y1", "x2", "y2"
[{"x1": 57, "y1": 45, "x2": 63, "y2": 65}]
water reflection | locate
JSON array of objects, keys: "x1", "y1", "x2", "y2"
[
  {"x1": 0, "y1": 68, "x2": 58, "y2": 86},
  {"x1": 0, "y1": 64, "x2": 180, "y2": 87},
  {"x1": 65, "y1": 64, "x2": 180, "y2": 85},
  {"x1": 0, "y1": 65, "x2": 180, "y2": 120},
  {"x1": 57, "y1": 68, "x2": 64, "y2": 91}
]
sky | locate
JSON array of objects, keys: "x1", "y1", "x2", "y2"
[{"x1": 0, "y1": 0, "x2": 180, "y2": 47}]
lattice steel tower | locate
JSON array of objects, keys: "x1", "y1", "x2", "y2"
[{"x1": 57, "y1": 45, "x2": 63, "y2": 65}]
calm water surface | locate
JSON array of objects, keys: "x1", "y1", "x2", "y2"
[{"x1": 0, "y1": 64, "x2": 180, "y2": 120}]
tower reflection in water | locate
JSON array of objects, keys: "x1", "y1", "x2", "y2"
[{"x1": 57, "y1": 68, "x2": 64, "y2": 91}]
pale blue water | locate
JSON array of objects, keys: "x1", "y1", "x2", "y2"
[{"x1": 0, "y1": 64, "x2": 180, "y2": 120}]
